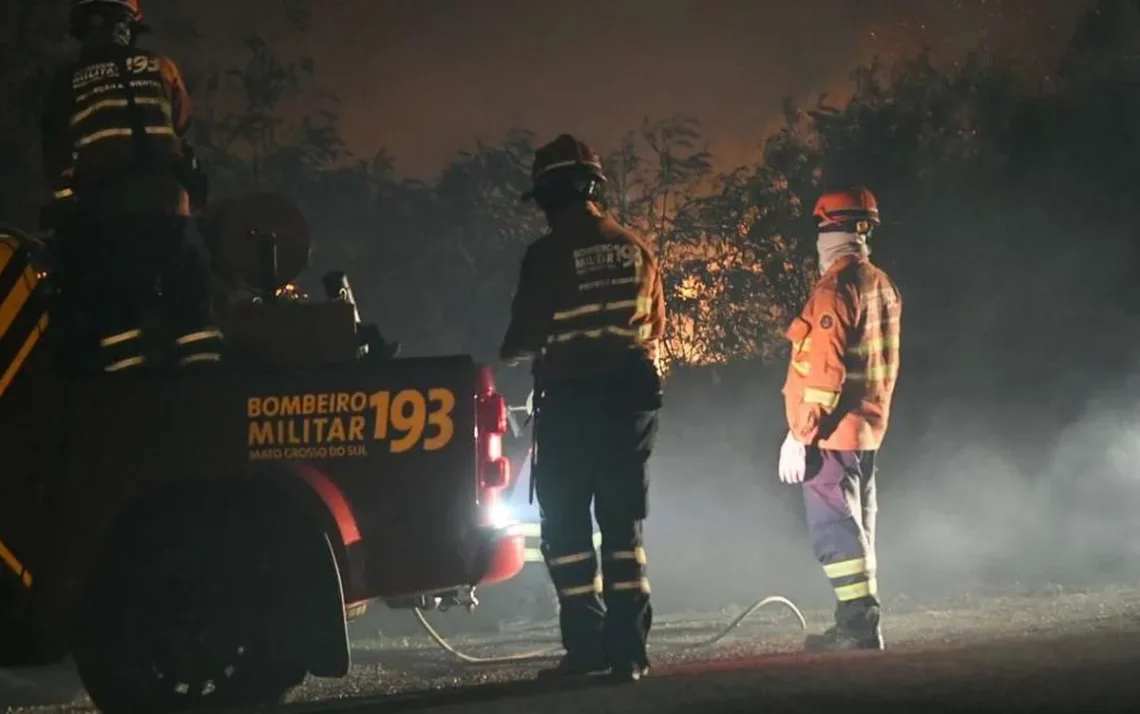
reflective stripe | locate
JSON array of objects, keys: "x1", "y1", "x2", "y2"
[
  {"x1": 559, "y1": 576, "x2": 603, "y2": 597},
  {"x1": 75, "y1": 126, "x2": 175, "y2": 149},
  {"x1": 547, "y1": 323, "x2": 652, "y2": 344},
  {"x1": 847, "y1": 335, "x2": 900, "y2": 357},
  {"x1": 802, "y1": 387, "x2": 840, "y2": 411},
  {"x1": 175, "y1": 329, "x2": 223, "y2": 345},
  {"x1": 0, "y1": 538, "x2": 33, "y2": 589},
  {"x1": 791, "y1": 360, "x2": 810, "y2": 377},
  {"x1": 847, "y1": 364, "x2": 899, "y2": 382},
  {"x1": 835, "y1": 580, "x2": 877, "y2": 602},
  {"x1": 610, "y1": 577, "x2": 651, "y2": 593},
  {"x1": 105, "y1": 355, "x2": 145, "y2": 372},
  {"x1": 822, "y1": 557, "x2": 871, "y2": 579},
  {"x1": 53, "y1": 188, "x2": 75, "y2": 200},
  {"x1": 100, "y1": 328, "x2": 142, "y2": 347},
  {"x1": 180, "y1": 353, "x2": 221, "y2": 365},
  {"x1": 792, "y1": 337, "x2": 812, "y2": 353},
  {"x1": 71, "y1": 97, "x2": 171, "y2": 126},
  {"x1": 553, "y1": 298, "x2": 643, "y2": 322},
  {"x1": 604, "y1": 547, "x2": 647, "y2": 565},
  {"x1": 548, "y1": 551, "x2": 593, "y2": 567}
]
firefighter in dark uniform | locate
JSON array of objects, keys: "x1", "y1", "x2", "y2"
[
  {"x1": 778, "y1": 187, "x2": 902, "y2": 650},
  {"x1": 500, "y1": 134, "x2": 667, "y2": 683},
  {"x1": 40, "y1": 0, "x2": 221, "y2": 373}
]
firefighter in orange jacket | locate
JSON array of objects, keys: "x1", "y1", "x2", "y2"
[
  {"x1": 500, "y1": 134, "x2": 666, "y2": 682},
  {"x1": 40, "y1": 0, "x2": 221, "y2": 373},
  {"x1": 778, "y1": 187, "x2": 902, "y2": 651}
]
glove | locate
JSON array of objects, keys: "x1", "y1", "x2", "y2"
[
  {"x1": 525, "y1": 389, "x2": 534, "y2": 416},
  {"x1": 778, "y1": 431, "x2": 807, "y2": 484}
]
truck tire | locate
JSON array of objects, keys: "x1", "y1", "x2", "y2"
[{"x1": 73, "y1": 494, "x2": 308, "y2": 713}]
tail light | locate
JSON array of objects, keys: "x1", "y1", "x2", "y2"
[{"x1": 475, "y1": 366, "x2": 511, "y2": 494}]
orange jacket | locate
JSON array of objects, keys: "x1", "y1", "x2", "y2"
[
  {"x1": 783, "y1": 253, "x2": 902, "y2": 451},
  {"x1": 500, "y1": 204, "x2": 666, "y2": 379}
]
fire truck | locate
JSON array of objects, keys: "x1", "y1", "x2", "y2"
[{"x1": 0, "y1": 193, "x2": 526, "y2": 713}]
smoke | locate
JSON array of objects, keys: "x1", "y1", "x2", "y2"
[{"x1": 640, "y1": 353, "x2": 1140, "y2": 615}]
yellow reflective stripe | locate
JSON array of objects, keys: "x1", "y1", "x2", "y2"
[
  {"x1": 553, "y1": 303, "x2": 602, "y2": 321},
  {"x1": 635, "y1": 295, "x2": 652, "y2": 317},
  {"x1": 792, "y1": 337, "x2": 812, "y2": 353},
  {"x1": 180, "y1": 353, "x2": 221, "y2": 365},
  {"x1": 822, "y1": 558, "x2": 871, "y2": 579},
  {"x1": 847, "y1": 335, "x2": 900, "y2": 357},
  {"x1": 592, "y1": 531, "x2": 602, "y2": 548},
  {"x1": 53, "y1": 188, "x2": 75, "y2": 200},
  {"x1": 70, "y1": 97, "x2": 171, "y2": 126},
  {"x1": 547, "y1": 323, "x2": 652, "y2": 344},
  {"x1": 105, "y1": 355, "x2": 146, "y2": 372},
  {"x1": 0, "y1": 266, "x2": 37, "y2": 342},
  {"x1": 100, "y1": 328, "x2": 142, "y2": 347},
  {"x1": 610, "y1": 577, "x2": 651, "y2": 593},
  {"x1": 549, "y1": 551, "x2": 593, "y2": 567},
  {"x1": 835, "y1": 580, "x2": 877, "y2": 602},
  {"x1": 559, "y1": 576, "x2": 603, "y2": 597},
  {"x1": 791, "y1": 360, "x2": 810, "y2": 377},
  {"x1": 553, "y1": 299, "x2": 643, "y2": 322},
  {"x1": 604, "y1": 547, "x2": 647, "y2": 565},
  {"x1": 847, "y1": 364, "x2": 900, "y2": 382},
  {"x1": 0, "y1": 314, "x2": 49, "y2": 402},
  {"x1": 802, "y1": 387, "x2": 840, "y2": 411},
  {"x1": 0, "y1": 538, "x2": 33, "y2": 589},
  {"x1": 175, "y1": 329, "x2": 223, "y2": 345},
  {"x1": 75, "y1": 125, "x2": 175, "y2": 148}
]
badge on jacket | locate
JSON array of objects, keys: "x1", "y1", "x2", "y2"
[{"x1": 819, "y1": 314, "x2": 834, "y2": 330}]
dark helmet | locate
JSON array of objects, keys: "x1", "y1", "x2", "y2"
[
  {"x1": 522, "y1": 134, "x2": 607, "y2": 210},
  {"x1": 70, "y1": 0, "x2": 146, "y2": 39}
]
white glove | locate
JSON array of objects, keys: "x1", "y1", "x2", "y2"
[
  {"x1": 525, "y1": 390, "x2": 534, "y2": 416},
  {"x1": 778, "y1": 431, "x2": 807, "y2": 484}
]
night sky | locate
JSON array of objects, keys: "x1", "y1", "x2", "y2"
[{"x1": 184, "y1": 0, "x2": 1093, "y2": 177}]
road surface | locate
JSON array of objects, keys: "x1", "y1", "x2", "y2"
[{"x1": 5, "y1": 584, "x2": 1140, "y2": 713}]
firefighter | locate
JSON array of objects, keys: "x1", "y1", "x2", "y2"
[
  {"x1": 40, "y1": 0, "x2": 221, "y2": 374},
  {"x1": 500, "y1": 134, "x2": 666, "y2": 682},
  {"x1": 778, "y1": 186, "x2": 902, "y2": 651}
]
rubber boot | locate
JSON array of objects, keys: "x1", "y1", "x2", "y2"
[{"x1": 805, "y1": 602, "x2": 884, "y2": 651}]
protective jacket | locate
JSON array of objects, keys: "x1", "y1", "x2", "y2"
[
  {"x1": 41, "y1": 44, "x2": 194, "y2": 216},
  {"x1": 500, "y1": 205, "x2": 666, "y2": 380},
  {"x1": 783, "y1": 253, "x2": 902, "y2": 450}
]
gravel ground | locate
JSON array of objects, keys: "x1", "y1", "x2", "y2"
[{"x1": 6, "y1": 583, "x2": 1140, "y2": 713}]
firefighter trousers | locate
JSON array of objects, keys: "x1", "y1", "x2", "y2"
[
  {"x1": 534, "y1": 393, "x2": 657, "y2": 670},
  {"x1": 803, "y1": 448, "x2": 879, "y2": 624},
  {"x1": 55, "y1": 212, "x2": 222, "y2": 373}
]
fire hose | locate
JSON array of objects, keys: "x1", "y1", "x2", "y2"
[{"x1": 411, "y1": 594, "x2": 807, "y2": 665}]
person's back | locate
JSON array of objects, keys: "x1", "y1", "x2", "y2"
[
  {"x1": 521, "y1": 205, "x2": 665, "y2": 400},
  {"x1": 41, "y1": 0, "x2": 198, "y2": 221},
  {"x1": 39, "y1": 0, "x2": 221, "y2": 373}
]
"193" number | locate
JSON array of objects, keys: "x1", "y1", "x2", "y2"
[{"x1": 368, "y1": 388, "x2": 455, "y2": 453}]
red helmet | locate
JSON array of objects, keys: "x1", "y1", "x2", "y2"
[
  {"x1": 813, "y1": 187, "x2": 881, "y2": 232},
  {"x1": 522, "y1": 134, "x2": 606, "y2": 201},
  {"x1": 72, "y1": 0, "x2": 144, "y2": 23}
]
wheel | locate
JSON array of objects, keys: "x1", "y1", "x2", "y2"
[{"x1": 74, "y1": 495, "x2": 307, "y2": 714}]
